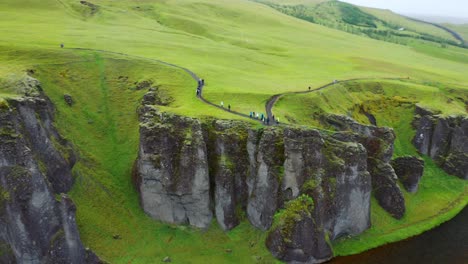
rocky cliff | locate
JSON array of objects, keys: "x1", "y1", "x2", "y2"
[
  {"x1": 323, "y1": 115, "x2": 406, "y2": 219},
  {"x1": 134, "y1": 92, "x2": 398, "y2": 263},
  {"x1": 412, "y1": 106, "x2": 468, "y2": 180},
  {"x1": 0, "y1": 77, "x2": 99, "y2": 263}
]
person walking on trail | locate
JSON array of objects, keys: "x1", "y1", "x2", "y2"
[
  {"x1": 308, "y1": 86, "x2": 311, "y2": 91},
  {"x1": 260, "y1": 113, "x2": 264, "y2": 121},
  {"x1": 196, "y1": 88, "x2": 200, "y2": 96},
  {"x1": 60, "y1": 43, "x2": 64, "y2": 48},
  {"x1": 221, "y1": 101, "x2": 224, "y2": 108},
  {"x1": 201, "y1": 79, "x2": 205, "y2": 85},
  {"x1": 250, "y1": 112, "x2": 253, "y2": 118},
  {"x1": 228, "y1": 104, "x2": 231, "y2": 111}
]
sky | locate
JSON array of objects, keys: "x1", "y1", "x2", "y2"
[{"x1": 341, "y1": 0, "x2": 468, "y2": 18}]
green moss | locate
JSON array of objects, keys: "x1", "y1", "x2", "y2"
[
  {"x1": 302, "y1": 178, "x2": 319, "y2": 193},
  {"x1": 50, "y1": 229, "x2": 65, "y2": 246},
  {"x1": 0, "y1": 242, "x2": 13, "y2": 258},
  {"x1": 0, "y1": 98, "x2": 9, "y2": 110},
  {"x1": 272, "y1": 194, "x2": 314, "y2": 243},
  {"x1": 50, "y1": 136, "x2": 72, "y2": 164},
  {"x1": 0, "y1": 186, "x2": 11, "y2": 210}
]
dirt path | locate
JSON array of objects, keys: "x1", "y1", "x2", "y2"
[
  {"x1": 68, "y1": 48, "x2": 409, "y2": 127},
  {"x1": 265, "y1": 77, "x2": 408, "y2": 125},
  {"x1": 69, "y1": 47, "x2": 264, "y2": 124}
]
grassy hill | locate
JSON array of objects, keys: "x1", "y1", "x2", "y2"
[
  {"x1": 258, "y1": 0, "x2": 465, "y2": 48},
  {"x1": 444, "y1": 23, "x2": 468, "y2": 43},
  {"x1": 0, "y1": 0, "x2": 467, "y2": 262}
]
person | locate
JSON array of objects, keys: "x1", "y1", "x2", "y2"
[
  {"x1": 250, "y1": 112, "x2": 253, "y2": 118},
  {"x1": 256, "y1": 113, "x2": 259, "y2": 119},
  {"x1": 202, "y1": 79, "x2": 205, "y2": 85},
  {"x1": 196, "y1": 88, "x2": 200, "y2": 96},
  {"x1": 228, "y1": 104, "x2": 231, "y2": 111},
  {"x1": 260, "y1": 113, "x2": 264, "y2": 121},
  {"x1": 221, "y1": 101, "x2": 224, "y2": 108},
  {"x1": 60, "y1": 43, "x2": 64, "y2": 48},
  {"x1": 308, "y1": 86, "x2": 311, "y2": 91}
]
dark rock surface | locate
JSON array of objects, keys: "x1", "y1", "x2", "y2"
[
  {"x1": 64, "y1": 94, "x2": 74, "y2": 106},
  {"x1": 324, "y1": 114, "x2": 406, "y2": 219},
  {"x1": 412, "y1": 106, "x2": 468, "y2": 180},
  {"x1": 134, "y1": 105, "x2": 212, "y2": 229},
  {"x1": 206, "y1": 120, "x2": 249, "y2": 231},
  {"x1": 0, "y1": 77, "x2": 99, "y2": 263},
  {"x1": 391, "y1": 156, "x2": 425, "y2": 192},
  {"x1": 282, "y1": 128, "x2": 371, "y2": 240},
  {"x1": 246, "y1": 127, "x2": 284, "y2": 230},
  {"x1": 266, "y1": 195, "x2": 332, "y2": 264}
]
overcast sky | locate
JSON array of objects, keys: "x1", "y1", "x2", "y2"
[{"x1": 341, "y1": 0, "x2": 468, "y2": 18}]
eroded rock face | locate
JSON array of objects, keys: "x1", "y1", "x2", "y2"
[
  {"x1": 266, "y1": 196, "x2": 332, "y2": 264},
  {"x1": 206, "y1": 120, "x2": 249, "y2": 231},
  {"x1": 391, "y1": 156, "x2": 424, "y2": 193},
  {"x1": 324, "y1": 114, "x2": 406, "y2": 219},
  {"x1": 0, "y1": 77, "x2": 99, "y2": 263},
  {"x1": 412, "y1": 106, "x2": 468, "y2": 180},
  {"x1": 282, "y1": 128, "x2": 371, "y2": 240},
  {"x1": 247, "y1": 128, "x2": 284, "y2": 230},
  {"x1": 134, "y1": 106, "x2": 212, "y2": 229}
]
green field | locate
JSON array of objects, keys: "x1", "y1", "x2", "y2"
[{"x1": 0, "y1": 0, "x2": 467, "y2": 262}]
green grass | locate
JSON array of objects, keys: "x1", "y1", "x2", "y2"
[
  {"x1": 29, "y1": 52, "x2": 277, "y2": 263},
  {"x1": 0, "y1": 0, "x2": 467, "y2": 262}
]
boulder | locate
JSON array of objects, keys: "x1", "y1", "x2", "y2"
[
  {"x1": 64, "y1": 94, "x2": 74, "y2": 106},
  {"x1": 391, "y1": 156, "x2": 424, "y2": 192}
]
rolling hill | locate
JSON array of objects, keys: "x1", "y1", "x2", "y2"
[{"x1": 0, "y1": 0, "x2": 467, "y2": 263}]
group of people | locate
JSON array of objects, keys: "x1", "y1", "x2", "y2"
[
  {"x1": 220, "y1": 101, "x2": 231, "y2": 111},
  {"x1": 249, "y1": 112, "x2": 279, "y2": 125},
  {"x1": 196, "y1": 79, "x2": 205, "y2": 96}
]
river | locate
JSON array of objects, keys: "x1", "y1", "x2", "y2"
[{"x1": 330, "y1": 206, "x2": 468, "y2": 264}]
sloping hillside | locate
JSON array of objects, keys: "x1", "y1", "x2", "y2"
[{"x1": 0, "y1": 0, "x2": 467, "y2": 263}]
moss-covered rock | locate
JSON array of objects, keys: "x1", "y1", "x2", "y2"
[
  {"x1": 391, "y1": 156, "x2": 425, "y2": 192},
  {"x1": 412, "y1": 107, "x2": 468, "y2": 179},
  {"x1": 266, "y1": 194, "x2": 332, "y2": 264}
]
